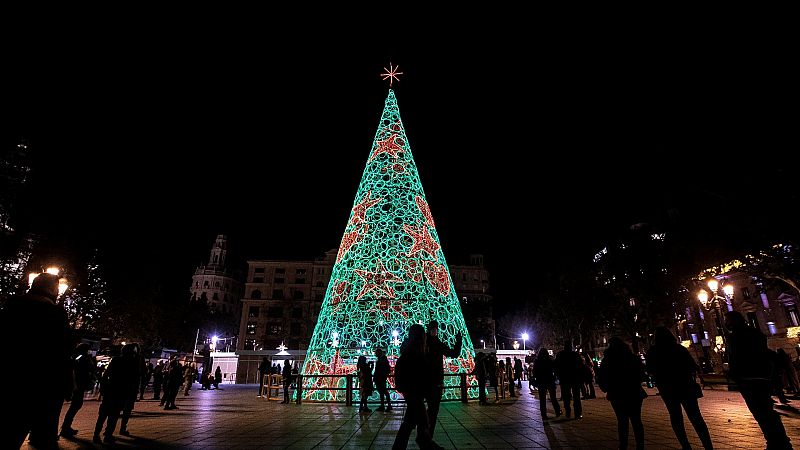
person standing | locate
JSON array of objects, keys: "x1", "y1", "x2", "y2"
[
  {"x1": 1, "y1": 273, "x2": 73, "y2": 450},
  {"x1": 646, "y1": 326, "x2": 713, "y2": 449},
  {"x1": 118, "y1": 344, "x2": 144, "y2": 436},
  {"x1": 470, "y1": 353, "x2": 488, "y2": 405},
  {"x1": 581, "y1": 353, "x2": 597, "y2": 400},
  {"x1": 424, "y1": 320, "x2": 462, "y2": 435},
  {"x1": 214, "y1": 366, "x2": 223, "y2": 389},
  {"x1": 139, "y1": 360, "x2": 153, "y2": 401},
  {"x1": 281, "y1": 359, "x2": 292, "y2": 404},
  {"x1": 374, "y1": 348, "x2": 392, "y2": 411},
  {"x1": 725, "y1": 311, "x2": 793, "y2": 450},
  {"x1": 597, "y1": 337, "x2": 647, "y2": 450},
  {"x1": 93, "y1": 344, "x2": 140, "y2": 443},
  {"x1": 555, "y1": 340, "x2": 584, "y2": 419},
  {"x1": 505, "y1": 357, "x2": 516, "y2": 397},
  {"x1": 60, "y1": 343, "x2": 96, "y2": 438},
  {"x1": 257, "y1": 356, "x2": 269, "y2": 398},
  {"x1": 183, "y1": 363, "x2": 195, "y2": 396},
  {"x1": 533, "y1": 347, "x2": 562, "y2": 420},
  {"x1": 357, "y1": 356, "x2": 374, "y2": 412},
  {"x1": 152, "y1": 360, "x2": 165, "y2": 400},
  {"x1": 514, "y1": 357, "x2": 524, "y2": 389},
  {"x1": 163, "y1": 359, "x2": 184, "y2": 410}
]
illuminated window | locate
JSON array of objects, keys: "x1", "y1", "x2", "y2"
[
  {"x1": 268, "y1": 324, "x2": 283, "y2": 335},
  {"x1": 246, "y1": 322, "x2": 257, "y2": 335}
]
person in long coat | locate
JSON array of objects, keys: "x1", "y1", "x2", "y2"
[
  {"x1": 646, "y1": 326, "x2": 713, "y2": 450},
  {"x1": 598, "y1": 337, "x2": 647, "y2": 450}
]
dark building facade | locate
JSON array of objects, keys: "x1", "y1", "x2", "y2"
[
  {"x1": 191, "y1": 235, "x2": 244, "y2": 317},
  {"x1": 450, "y1": 254, "x2": 495, "y2": 349}
]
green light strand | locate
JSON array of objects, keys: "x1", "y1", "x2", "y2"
[{"x1": 301, "y1": 89, "x2": 478, "y2": 401}]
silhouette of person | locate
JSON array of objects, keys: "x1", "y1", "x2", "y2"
[
  {"x1": 393, "y1": 323, "x2": 442, "y2": 450},
  {"x1": 214, "y1": 366, "x2": 222, "y2": 389},
  {"x1": 513, "y1": 357, "x2": 524, "y2": 389},
  {"x1": 725, "y1": 311, "x2": 792, "y2": 450},
  {"x1": 374, "y1": 348, "x2": 392, "y2": 410},
  {"x1": 118, "y1": 343, "x2": 144, "y2": 436},
  {"x1": 93, "y1": 343, "x2": 140, "y2": 444},
  {"x1": 470, "y1": 352, "x2": 488, "y2": 405},
  {"x1": 424, "y1": 320, "x2": 462, "y2": 435},
  {"x1": 1, "y1": 272, "x2": 73, "y2": 450},
  {"x1": 598, "y1": 337, "x2": 647, "y2": 450},
  {"x1": 357, "y1": 355, "x2": 374, "y2": 412},
  {"x1": 281, "y1": 359, "x2": 292, "y2": 404},
  {"x1": 581, "y1": 352, "x2": 597, "y2": 399},
  {"x1": 152, "y1": 360, "x2": 165, "y2": 400},
  {"x1": 646, "y1": 326, "x2": 713, "y2": 450},
  {"x1": 60, "y1": 342, "x2": 96, "y2": 438},
  {"x1": 555, "y1": 340, "x2": 583, "y2": 418},
  {"x1": 139, "y1": 360, "x2": 153, "y2": 400},
  {"x1": 257, "y1": 356, "x2": 269, "y2": 397},
  {"x1": 163, "y1": 358, "x2": 184, "y2": 410},
  {"x1": 533, "y1": 347, "x2": 562, "y2": 420}
]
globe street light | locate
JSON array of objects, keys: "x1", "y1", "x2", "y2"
[
  {"x1": 697, "y1": 279, "x2": 734, "y2": 367},
  {"x1": 480, "y1": 339, "x2": 485, "y2": 349},
  {"x1": 521, "y1": 332, "x2": 529, "y2": 351}
]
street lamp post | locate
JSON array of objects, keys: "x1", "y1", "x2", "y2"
[
  {"x1": 697, "y1": 279, "x2": 734, "y2": 369},
  {"x1": 521, "y1": 333, "x2": 529, "y2": 351},
  {"x1": 480, "y1": 339, "x2": 485, "y2": 349}
]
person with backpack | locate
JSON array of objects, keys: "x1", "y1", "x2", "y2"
[{"x1": 392, "y1": 324, "x2": 443, "y2": 450}]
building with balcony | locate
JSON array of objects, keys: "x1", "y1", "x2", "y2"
[{"x1": 449, "y1": 254, "x2": 495, "y2": 349}]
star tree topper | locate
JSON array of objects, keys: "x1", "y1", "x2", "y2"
[{"x1": 381, "y1": 62, "x2": 403, "y2": 87}]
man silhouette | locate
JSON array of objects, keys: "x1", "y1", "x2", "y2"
[{"x1": 424, "y1": 320, "x2": 462, "y2": 436}]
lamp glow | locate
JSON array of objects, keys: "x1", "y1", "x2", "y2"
[
  {"x1": 707, "y1": 279, "x2": 719, "y2": 292},
  {"x1": 723, "y1": 284, "x2": 734, "y2": 297},
  {"x1": 698, "y1": 291, "x2": 709, "y2": 306}
]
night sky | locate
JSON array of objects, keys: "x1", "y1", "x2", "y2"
[{"x1": 5, "y1": 32, "x2": 796, "y2": 316}]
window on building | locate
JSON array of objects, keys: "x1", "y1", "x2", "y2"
[
  {"x1": 293, "y1": 291, "x2": 305, "y2": 300},
  {"x1": 212, "y1": 292, "x2": 219, "y2": 301},
  {"x1": 272, "y1": 289, "x2": 283, "y2": 299},
  {"x1": 249, "y1": 306, "x2": 260, "y2": 318},
  {"x1": 291, "y1": 322, "x2": 301, "y2": 335},
  {"x1": 224, "y1": 294, "x2": 228, "y2": 302},
  {"x1": 246, "y1": 322, "x2": 257, "y2": 335},
  {"x1": 268, "y1": 306, "x2": 283, "y2": 317},
  {"x1": 195, "y1": 281, "x2": 199, "y2": 287},
  {"x1": 292, "y1": 307, "x2": 303, "y2": 318},
  {"x1": 741, "y1": 287, "x2": 751, "y2": 299},
  {"x1": 268, "y1": 324, "x2": 283, "y2": 335},
  {"x1": 245, "y1": 339, "x2": 256, "y2": 349},
  {"x1": 254, "y1": 268, "x2": 265, "y2": 273},
  {"x1": 253, "y1": 276, "x2": 264, "y2": 283},
  {"x1": 275, "y1": 268, "x2": 285, "y2": 274},
  {"x1": 213, "y1": 255, "x2": 218, "y2": 263},
  {"x1": 296, "y1": 269, "x2": 306, "y2": 284},
  {"x1": 274, "y1": 277, "x2": 284, "y2": 284},
  {"x1": 251, "y1": 289, "x2": 262, "y2": 299},
  {"x1": 204, "y1": 280, "x2": 209, "y2": 287},
  {"x1": 316, "y1": 281, "x2": 324, "y2": 287},
  {"x1": 314, "y1": 292, "x2": 323, "y2": 301},
  {"x1": 462, "y1": 273, "x2": 466, "y2": 281},
  {"x1": 215, "y1": 281, "x2": 220, "y2": 288}
]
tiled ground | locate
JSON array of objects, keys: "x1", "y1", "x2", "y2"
[{"x1": 24, "y1": 382, "x2": 800, "y2": 449}]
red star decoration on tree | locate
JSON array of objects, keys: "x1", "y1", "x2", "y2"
[
  {"x1": 369, "y1": 132, "x2": 403, "y2": 162},
  {"x1": 354, "y1": 259, "x2": 403, "y2": 300},
  {"x1": 423, "y1": 261, "x2": 451, "y2": 297},
  {"x1": 337, "y1": 225, "x2": 367, "y2": 263},
  {"x1": 348, "y1": 191, "x2": 381, "y2": 228},
  {"x1": 403, "y1": 224, "x2": 440, "y2": 260},
  {"x1": 415, "y1": 196, "x2": 436, "y2": 228}
]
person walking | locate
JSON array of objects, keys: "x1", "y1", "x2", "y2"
[
  {"x1": 725, "y1": 311, "x2": 793, "y2": 450},
  {"x1": 163, "y1": 359, "x2": 183, "y2": 410},
  {"x1": 646, "y1": 326, "x2": 713, "y2": 450},
  {"x1": 533, "y1": 347, "x2": 562, "y2": 420},
  {"x1": 118, "y1": 344, "x2": 144, "y2": 436},
  {"x1": 258, "y1": 356, "x2": 269, "y2": 398},
  {"x1": 374, "y1": 348, "x2": 392, "y2": 411},
  {"x1": 139, "y1": 361, "x2": 153, "y2": 401},
  {"x1": 597, "y1": 337, "x2": 647, "y2": 450},
  {"x1": 392, "y1": 323, "x2": 442, "y2": 450},
  {"x1": 555, "y1": 340, "x2": 584, "y2": 419},
  {"x1": 93, "y1": 344, "x2": 140, "y2": 444},
  {"x1": 60, "y1": 343, "x2": 96, "y2": 439},
  {"x1": 183, "y1": 363, "x2": 195, "y2": 396},
  {"x1": 486, "y1": 353, "x2": 499, "y2": 402},
  {"x1": 357, "y1": 355, "x2": 374, "y2": 412},
  {"x1": 424, "y1": 320, "x2": 462, "y2": 435},
  {"x1": 470, "y1": 352, "x2": 488, "y2": 405},
  {"x1": 1, "y1": 273, "x2": 73, "y2": 450},
  {"x1": 581, "y1": 353, "x2": 597, "y2": 399}
]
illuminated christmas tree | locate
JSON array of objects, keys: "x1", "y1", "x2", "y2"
[{"x1": 301, "y1": 87, "x2": 476, "y2": 401}]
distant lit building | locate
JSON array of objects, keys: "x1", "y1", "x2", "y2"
[
  {"x1": 449, "y1": 254, "x2": 495, "y2": 349},
  {"x1": 237, "y1": 250, "x2": 495, "y2": 352},
  {"x1": 238, "y1": 249, "x2": 336, "y2": 351},
  {"x1": 190, "y1": 235, "x2": 243, "y2": 317}
]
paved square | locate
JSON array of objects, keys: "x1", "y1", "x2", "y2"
[{"x1": 28, "y1": 383, "x2": 800, "y2": 449}]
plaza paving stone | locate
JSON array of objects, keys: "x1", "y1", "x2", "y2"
[{"x1": 26, "y1": 382, "x2": 800, "y2": 449}]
